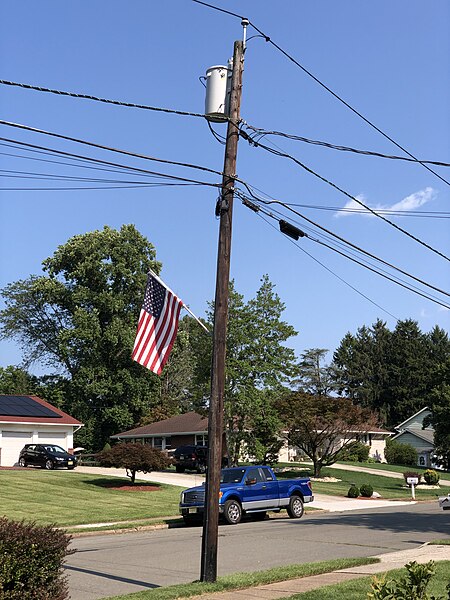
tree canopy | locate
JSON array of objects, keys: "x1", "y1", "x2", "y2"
[{"x1": 0, "y1": 225, "x2": 163, "y2": 449}]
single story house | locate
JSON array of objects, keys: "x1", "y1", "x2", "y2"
[
  {"x1": 112, "y1": 412, "x2": 391, "y2": 462},
  {"x1": 278, "y1": 425, "x2": 393, "y2": 463},
  {"x1": 111, "y1": 411, "x2": 208, "y2": 450},
  {"x1": 0, "y1": 395, "x2": 83, "y2": 467},
  {"x1": 392, "y1": 407, "x2": 435, "y2": 468}
]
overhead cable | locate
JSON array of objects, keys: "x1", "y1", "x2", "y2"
[
  {"x1": 192, "y1": 0, "x2": 449, "y2": 187},
  {"x1": 243, "y1": 198, "x2": 450, "y2": 310},
  {"x1": 239, "y1": 131, "x2": 450, "y2": 263},
  {"x1": 0, "y1": 80, "x2": 208, "y2": 120},
  {"x1": 243, "y1": 123, "x2": 450, "y2": 168}
]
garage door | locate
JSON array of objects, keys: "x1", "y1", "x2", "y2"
[
  {"x1": 1, "y1": 431, "x2": 33, "y2": 466},
  {"x1": 38, "y1": 432, "x2": 67, "y2": 449}
]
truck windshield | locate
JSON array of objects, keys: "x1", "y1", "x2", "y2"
[{"x1": 220, "y1": 468, "x2": 246, "y2": 484}]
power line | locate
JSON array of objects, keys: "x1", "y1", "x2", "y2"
[
  {"x1": 191, "y1": 0, "x2": 450, "y2": 187},
  {"x1": 243, "y1": 123, "x2": 450, "y2": 168},
  {"x1": 255, "y1": 210, "x2": 399, "y2": 320},
  {"x1": 0, "y1": 79, "x2": 208, "y2": 120},
  {"x1": 280, "y1": 202, "x2": 450, "y2": 219},
  {"x1": 236, "y1": 189, "x2": 450, "y2": 299},
  {"x1": 244, "y1": 198, "x2": 450, "y2": 311},
  {"x1": 0, "y1": 121, "x2": 224, "y2": 179},
  {"x1": 239, "y1": 131, "x2": 450, "y2": 263}
]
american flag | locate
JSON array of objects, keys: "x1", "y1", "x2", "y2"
[{"x1": 132, "y1": 272, "x2": 183, "y2": 375}]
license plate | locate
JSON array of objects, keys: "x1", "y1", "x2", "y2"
[
  {"x1": 68, "y1": 461, "x2": 73, "y2": 465},
  {"x1": 188, "y1": 508, "x2": 197, "y2": 514}
]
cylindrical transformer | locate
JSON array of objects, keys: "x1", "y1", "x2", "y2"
[{"x1": 205, "y1": 65, "x2": 232, "y2": 122}]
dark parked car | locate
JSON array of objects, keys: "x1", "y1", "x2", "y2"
[
  {"x1": 173, "y1": 445, "x2": 208, "y2": 473},
  {"x1": 18, "y1": 444, "x2": 77, "y2": 470}
]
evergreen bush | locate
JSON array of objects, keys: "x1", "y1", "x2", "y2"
[
  {"x1": 385, "y1": 439, "x2": 418, "y2": 466},
  {"x1": 423, "y1": 469, "x2": 440, "y2": 485},
  {"x1": 0, "y1": 517, "x2": 73, "y2": 599},
  {"x1": 360, "y1": 483, "x2": 374, "y2": 497},
  {"x1": 338, "y1": 441, "x2": 370, "y2": 462},
  {"x1": 347, "y1": 485, "x2": 360, "y2": 498}
]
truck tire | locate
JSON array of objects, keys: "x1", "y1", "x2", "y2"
[
  {"x1": 287, "y1": 494, "x2": 304, "y2": 519},
  {"x1": 223, "y1": 499, "x2": 242, "y2": 525}
]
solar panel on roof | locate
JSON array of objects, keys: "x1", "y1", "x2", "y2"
[{"x1": 0, "y1": 396, "x2": 61, "y2": 418}]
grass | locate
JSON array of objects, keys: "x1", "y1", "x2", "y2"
[
  {"x1": 335, "y1": 461, "x2": 450, "y2": 481},
  {"x1": 430, "y1": 539, "x2": 450, "y2": 545},
  {"x1": 0, "y1": 470, "x2": 181, "y2": 526},
  {"x1": 278, "y1": 466, "x2": 443, "y2": 500},
  {"x1": 289, "y1": 561, "x2": 450, "y2": 599},
  {"x1": 102, "y1": 557, "x2": 379, "y2": 600}
]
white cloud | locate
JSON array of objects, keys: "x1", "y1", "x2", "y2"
[{"x1": 334, "y1": 187, "x2": 437, "y2": 218}]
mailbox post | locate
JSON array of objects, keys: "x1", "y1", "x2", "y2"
[{"x1": 407, "y1": 476, "x2": 419, "y2": 499}]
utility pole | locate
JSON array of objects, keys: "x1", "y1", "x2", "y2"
[{"x1": 200, "y1": 26, "x2": 246, "y2": 583}]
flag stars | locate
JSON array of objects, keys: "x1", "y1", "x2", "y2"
[{"x1": 143, "y1": 277, "x2": 165, "y2": 318}]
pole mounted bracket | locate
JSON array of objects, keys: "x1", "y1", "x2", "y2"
[{"x1": 215, "y1": 188, "x2": 234, "y2": 216}]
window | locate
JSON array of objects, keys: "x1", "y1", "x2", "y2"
[
  {"x1": 153, "y1": 437, "x2": 163, "y2": 449},
  {"x1": 245, "y1": 468, "x2": 263, "y2": 483},
  {"x1": 262, "y1": 467, "x2": 274, "y2": 481},
  {"x1": 195, "y1": 434, "x2": 208, "y2": 446}
]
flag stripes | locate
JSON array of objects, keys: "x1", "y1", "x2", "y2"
[{"x1": 132, "y1": 273, "x2": 183, "y2": 375}]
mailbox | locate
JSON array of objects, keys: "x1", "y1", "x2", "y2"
[{"x1": 407, "y1": 477, "x2": 419, "y2": 485}]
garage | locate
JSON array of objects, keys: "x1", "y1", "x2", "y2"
[
  {"x1": 0, "y1": 395, "x2": 83, "y2": 466},
  {"x1": 1, "y1": 431, "x2": 33, "y2": 467},
  {"x1": 38, "y1": 432, "x2": 68, "y2": 448}
]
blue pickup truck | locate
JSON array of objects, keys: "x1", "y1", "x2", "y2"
[{"x1": 179, "y1": 465, "x2": 313, "y2": 525}]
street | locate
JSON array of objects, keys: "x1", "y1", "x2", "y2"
[{"x1": 66, "y1": 501, "x2": 449, "y2": 600}]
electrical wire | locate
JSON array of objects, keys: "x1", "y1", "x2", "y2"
[
  {"x1": 239, "y1": 130, "x2": 450, "y2": 263},
  {"x1": 243, "y1": 197, "x2": 450, "y2": 310},
  {"x1": 191, "y1": 0, "x2": 450, "y2": 187},
  {"x1": 243, "y1": 123, "x2": 450, "y2": 168},
  {"x1": 255, "y1": 210, "x2": 399, "y2": 320},
  {"x1": 236, "y1": 189, "x2": 450, "y2": 299},
  {"x1": 0, "y1": 80, "x2": 209, "y2": 120},
  {"x1": 0, "y1": 120, "x2": 224, "y2": 178}
]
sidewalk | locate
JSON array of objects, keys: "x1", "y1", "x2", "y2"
[{"x1": 186, "y1": 544, "x2": 450, "y2": 600}]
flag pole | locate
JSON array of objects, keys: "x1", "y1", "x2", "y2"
[{"x1": 148, "y1": 269, "x2": 210, "y2": 334}]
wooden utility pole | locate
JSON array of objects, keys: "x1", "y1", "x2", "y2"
[{"x1": 200, "y1": 35, "x2": 245, "y2": 583}]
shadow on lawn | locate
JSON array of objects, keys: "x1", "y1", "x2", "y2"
[{"x1": 83, "y1": 478, "x2": 163, "y2": 491}]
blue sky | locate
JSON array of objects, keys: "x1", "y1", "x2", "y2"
[{"x1": 1, "y1": 1, "x2": 449, "y2": 373}]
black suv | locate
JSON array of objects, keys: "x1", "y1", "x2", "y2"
[
  {"x1": 18, "y1": 444, "x2": 77, "y2": 470},
  {"x1": 173, "y1": 445, "x2": 207, "y2": 473}
]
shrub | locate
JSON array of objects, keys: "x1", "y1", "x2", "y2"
[
  {"x1": 338, "y1": 441, "x2": 370, "y2": 463},
  {"x1": 369, "y1": 560, "x2": 450, "y2": 600},
  {"x1": 423, "y1": 469, "x2": 440, "y2": 486},
  {"x1": 98, "y1": 442, "x2": 171, "y2": 484},
  {"x1": 403, "y1": 471, "x2": 421, "y2": 485},
  {"x1": 385, "y1": 439, "x2": 418, "y2": 466},
  {"x1": 360, "y1": 483, "x2": 374, "y2": 497},
  {"x1": 0, "y1": 517, "x2": 73, "y2": 600},
  {"x1": 347, "y1": 485, "x2": 360, "y2": 498}
]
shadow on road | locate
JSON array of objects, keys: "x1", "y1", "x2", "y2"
[
  {"x1": 293, "y1": 507, "x2": 449, "y2": 537},
  {"x1": 64, "y1": 564, "x2": 160, "y2": 589}
]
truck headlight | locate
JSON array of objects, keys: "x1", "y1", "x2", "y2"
[{"x1": 180, "y1": 492, "x2": 185, "y2": 503}]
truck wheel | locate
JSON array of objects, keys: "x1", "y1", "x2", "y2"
[
  {"x1": 287, "y1": 494, "x2": 304, "y2": 519},
  {"x1": 196, "y1": 464, "x2": 206, "y2": 474},
  {"x1": 223, "y1": 499, "x2": 242, "y2": 525}
]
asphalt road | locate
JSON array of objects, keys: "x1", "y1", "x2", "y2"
[{"x1": 66, "y1": 502, "x2": 449, "y2": 600}]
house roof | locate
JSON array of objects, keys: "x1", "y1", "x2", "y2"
[
  {"x1": 0, "y1": 395, "x2": 83, "y2": 426},
  {"x1": 393, "y1": 424, "x2": 435, "y2": 446},
  {"x1": 395, "y1": 407, "x2": 430, "y2": 431},
  {"x1": 111, "y1": 411, "x2": 208, "y2": 438}
]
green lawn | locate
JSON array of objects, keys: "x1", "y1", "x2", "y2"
[
  {"x1": 278, "y1": 467, "x2": 443, "y2": 500},
  {"x1": 0, "y1": 470, "x2": 181, "y2": 526},
  {"x1": 289, "y1": 561, "x2": 450, "y2": 599},
  {"x1": 336, "y1": 461, "x2": 450, "y2": 481},
  {"x1": 104, "y1": 558, "x2": 379, "y2": 600}
]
